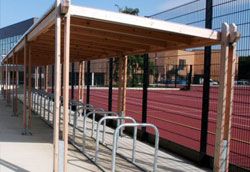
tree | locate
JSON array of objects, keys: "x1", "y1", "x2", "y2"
[
  {"x1": 115, "y1": 5, "x2": 139, "y2": 15},
  {"x1": 114, "y1": 5, "x2": 156, "y2": 87}
]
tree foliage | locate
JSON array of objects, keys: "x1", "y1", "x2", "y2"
[
  {"x1": 115, "y1": 5, "x2": 139, "y2": 15},
  {"x1": 114, "y1": 5, "x2": 156, "y2": 87}
]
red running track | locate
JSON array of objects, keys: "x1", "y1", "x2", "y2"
[{"x1": 64, "y1": 86, "x2": 250, "y2": 170}]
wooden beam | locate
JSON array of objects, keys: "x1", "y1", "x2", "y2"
[
  {"x1": 6, "y1": 63, "x2": 10, "y2": 105},
  {"x1": 78, "y1": 62, "x2": 82, "y2": 101},
  {"x1": 222, "y1": 24, "x2": 237, "y2": 172},
  {"x1": 27, "y1": 8, "x2": 56, "y2": 41},
  {"x1": 45, "y1": 65, "x2": 49, "y2": 92},
  {"x1": 122, "y1": 56, "x2": 128, "y2": 114},
  {"x1": 53, "y1": 1, "x2": 61, "y2": 171},
  {"x1": 62, "y1": 11, "x2": 70, "y2": 172},
  {"x1": 70, "y1": 7, "x2": 220, "y2": 41},
  {"x1": 15, "y1": 54, "x2": 18, "y2": 116},
  {"x1": 12, "y1": 54, "x2": 15, "y2": 113},
  {"x1": 69, "y1": 25, "x2": 175, "y2": 47},
  {"x1": 23, "y1": 42, "x2": 28, "y2": 133},
  {"x1": 81, "y1": 61, "x2": 85, "y2": 102},
  {"x1": 28, "y1": 45, "x2": 32, "y2": 130},
  {"x1": 15, "y1": 40, "x2": 25, "y2": 54},
  {"x1": 39, "y1": 32, "x2": 150, "y2": 50},
  {"x1": 117, "y1": 57, "x2": 122, "y2": 113},
  {"x1": 4, "y1": 64, "x2": 7, "y2": 100},
  {"x1": 214, "y1": 23, "x2": 230, "y2": 172},
  {"x1": 1, "y1": 64, "x2": 5, "y2": 99},
  {"x1": 61, "y1": 0, "x2": 70, "y2": 14},
  {"x1": 35, "y1": 67, "x2": 38, "y2": 89}
]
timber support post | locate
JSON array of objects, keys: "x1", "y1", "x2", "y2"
[
  {"x1": 78, "y1": 62, "x2": 82, "y2": 101},
  {"x1": 45, "y1": 65, "x2": 49, "y2": 92},
  {"x1": 28, "y1": 45, "x2": 32, "y2": 131},
  {"x1": 15, "y1": 54, "x2": 18, "y2": 116},
  {"x1": 62, "y1": 2, "x2": 71, "y2": 171},
  {"x1": 53, "y1": 0, "x2": 62, "y2": 171},
  {"x1": 213, "y1": 23, "x2": 240, "y2": 172},
  {"x1": 22, "y1": 39, "x2": 29, "y2": 135},
  {"x1": 117, "y1": 56, "x2": 128, "y2": 115},
  {"x1": 12, "y1": 55, "x2": 15, "y2": 114},
  {"x1": 6, "y1": 63, "x2": 11, "y2": 106}
]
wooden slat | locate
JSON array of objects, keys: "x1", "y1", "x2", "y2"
[
  {"x1": 78, "y1": 62, "x2": 82, "y2": 100},
  {"x1": 70, "y1": 6, "x2": 220, "y2": 41},
  {"x1": 117, "y1": 57, "x2": 122, "y2": 113},
  {"x1": 122, "y1": 56, "x2": 128, "y2": 114},
  {"x1": 23, "y1": 42, "x2": 27, "y2": 131},
  {"x1": 69, "y1": 26, "x2": 174, "y2": 48},
  {"x1": 15, "y1": 54, "x2": 18, "y2": 115},
  {"x1": 12, "y1": 55, "x2": 15, "y2": 113},
  {"x1": 27, "y1": 8, "x2": 56, "y2": 41},
  {"x1": 45, "y1": 65, "x2": 49, "y2": 92},
  {"x1": 28, "y1": 45, "x2": 32, "y2": 129}
]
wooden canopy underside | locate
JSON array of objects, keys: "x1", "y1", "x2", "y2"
[{"x1": 3, "y1": 5, "x2": 221, "y2": 66}]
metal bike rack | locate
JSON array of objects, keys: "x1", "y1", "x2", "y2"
[
  {"x1": 39, "y1": 90, "x2": 46, "y2": 115},
  {"x1": 95, "y1": 116, "x2": 137, "y2": 163},
  {"x1": 82, "y1": 110, "x2": 118, "y2": 151},
  {"x1": 69, "y1": 100, "x2": 85, "y2": 137},
  {"x1": 48, "y1": 93, "x2": 54, "y2": 123},
  {"x1": 31, "y1": 89, "x2": 36, "y2": 110},
  {"x1": 69, "y1": 100, "x2": 85, "y2": 122},
  {"x1": 83, "y1": 110, "x2": 118, "y2": 138},
  {"x1": 42, "y1": 92, "x2": 49, "y2": 119},
  {"x1": 71, "y1": 105, "x2": 95, "y2": 143},
  {"x1": 73, "y1": 105, "x2": 95, "y2": 128},
  {"x1": 43, "y1": 93, "x2": 54, "y2": 123},
  {"x1": 32, "y1": 89, "x2": 40, "y2": 113},
  {"x1": 112, "y1": 123, "x2": 159, "y2": 172},
  {"x1": 35, "y1": 90, "x2": 40, "y2": 113}
]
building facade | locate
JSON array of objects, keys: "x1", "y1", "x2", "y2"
[
  {"x1": 0, "y1": 18, "x2": 36, "y2": 84},
  {"x1": 149, "y1": 49, "x2": 238, "y2": 84}
]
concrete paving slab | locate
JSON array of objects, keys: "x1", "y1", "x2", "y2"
[
  {"x1": 0, "y1": 96, "x2": 101, "y2": 172},
  {"x1": 17, "y1": 93, "x2": 212, "y2": 172}
]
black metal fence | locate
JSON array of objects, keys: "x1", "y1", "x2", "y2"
[
  {"x1": 149, "y1": 0, "x2": 250, "y2": 171},
  {"x1": 1, "y1": 1, "x2": 249, "y2": 171}
]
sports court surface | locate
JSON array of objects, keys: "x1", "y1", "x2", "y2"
[{"x1": 72, "y1": 85, "x2": 250, "y2": 169}]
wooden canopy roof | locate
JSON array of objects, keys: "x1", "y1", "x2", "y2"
[{"x1": 2, "y1": 4, "x2": 221, "y2": 66}]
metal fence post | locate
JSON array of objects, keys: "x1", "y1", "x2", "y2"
[
  {"x1": 187, "y1": 65, "x2": 193, "y2": 90},
  {"x1": 200, "y1": 0, "x2": 213, "y2": 165},
  {"x1": 86, "y1": 61, "x2": 90, "y2": 104},
  {"x1": 141, "y1": 54, "x2": 149, "y2": 140},
  {"x1": 52, "y1": 65, "x2": 54, "y2": 94},
  {"x1": 39, "y1": 67, "x2": 42, "y2": 90},
  {"x1": 71, "y1": 62, "x2": 75, "y2": 100},
  {"x1": 108, "y1": 58, "x2": 113, "y2": 111},
  {"x1": 174, "y1": 65, "x2": 178, "y2": 88}
]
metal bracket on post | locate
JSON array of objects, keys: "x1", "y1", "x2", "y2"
[{"x1": 61, "y1": 0, "x2": 70, "y2": 15}]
